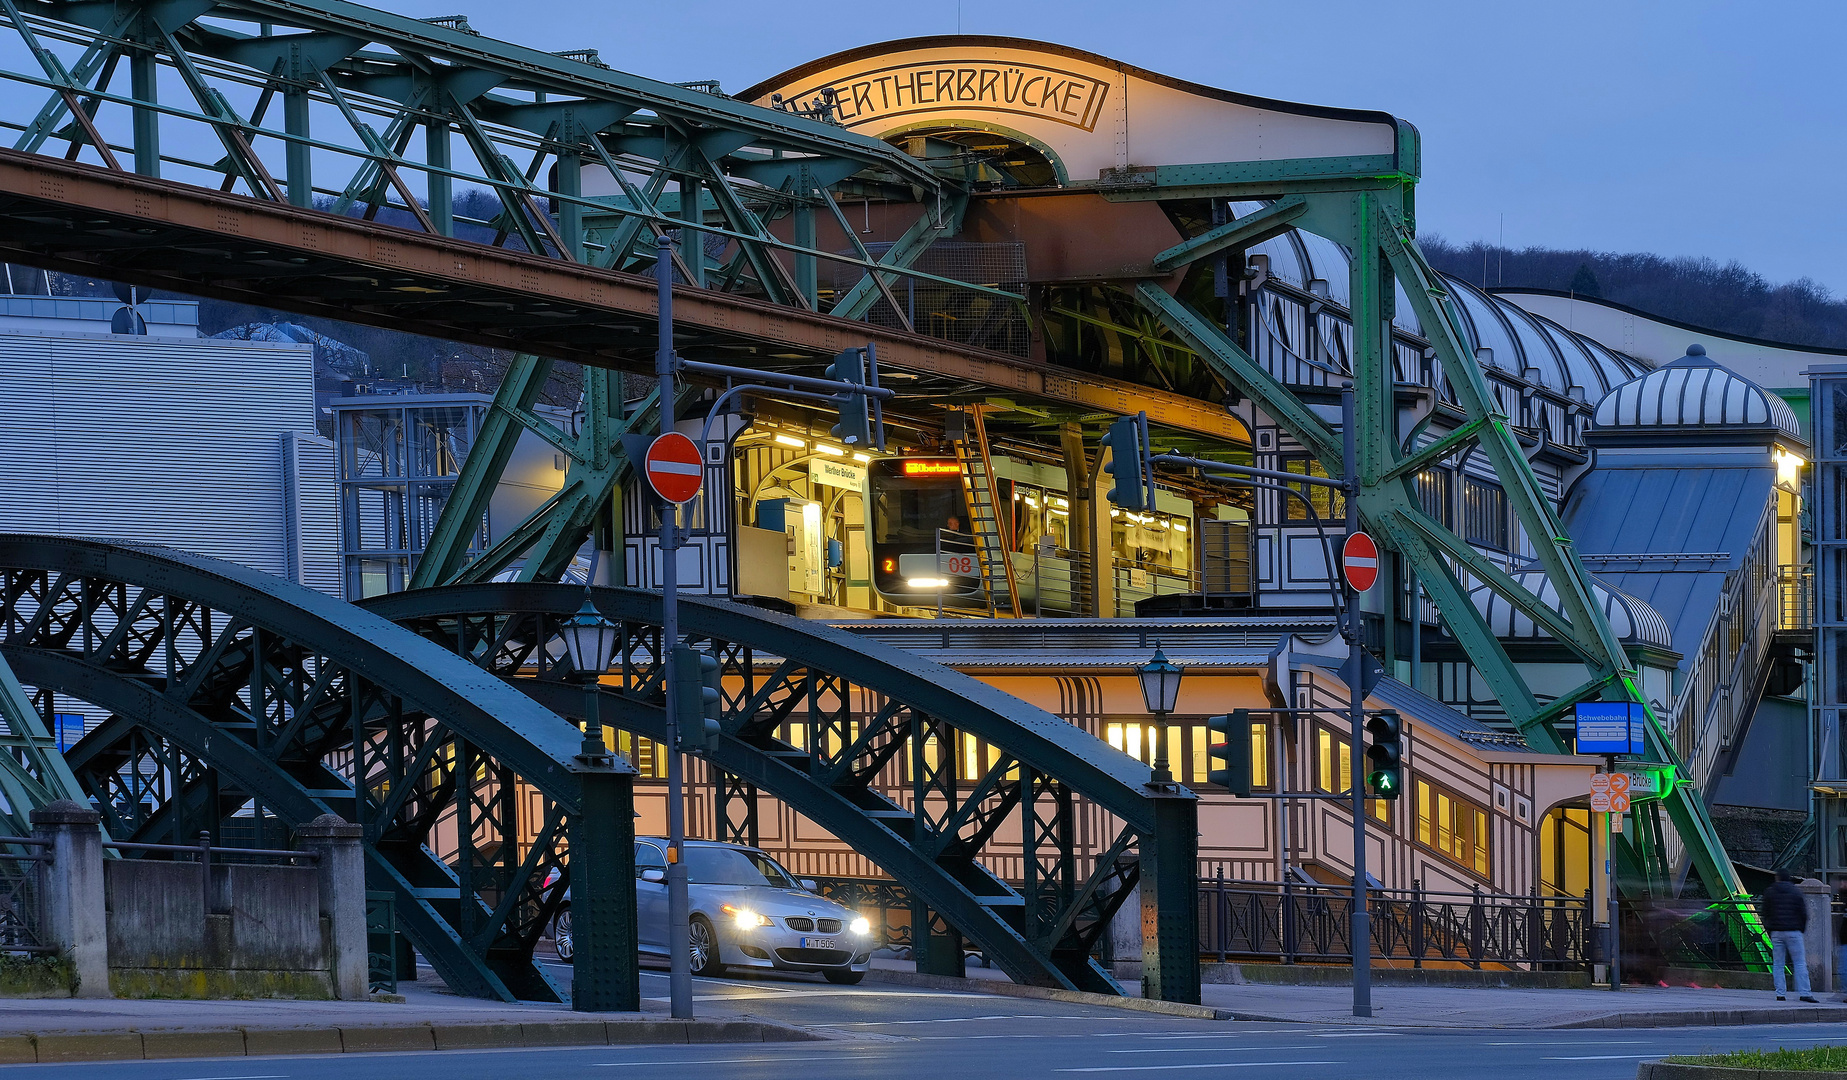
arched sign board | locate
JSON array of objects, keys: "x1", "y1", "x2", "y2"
[
  {"x1": 582, "y1": 39, "x2": 1413, "y2": 287},
  {"x1": 740, "y1": 36, "x2": 1409, "y2": 187}
]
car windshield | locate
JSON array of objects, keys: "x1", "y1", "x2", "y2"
[{"x1": 682, "y1": 846, "x2": 798, "y2": 888}]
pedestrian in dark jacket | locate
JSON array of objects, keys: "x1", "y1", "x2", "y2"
[{"x1": 1760, "y1": 872, "x2": 1818, "y2": 1002}]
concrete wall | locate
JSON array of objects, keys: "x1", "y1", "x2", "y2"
[
  {"x1": 104, "y1": 861, "x2": 333, "y2": 998},
  {"x1": 28, "y1": 804, "x2": 367, "y2": 1001}
]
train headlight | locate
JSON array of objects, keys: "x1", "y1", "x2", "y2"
[{"x1": 850, "y1": 917, "x2": 872, "y2": 937}]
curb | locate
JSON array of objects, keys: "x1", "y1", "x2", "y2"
[
  {"x1": 0, "y1": 1016, "x2": 825, "y2": 1064},
  {"x1": 864, "y1": 969, "x2": 1233, "y2": 1021},
  {"x1": 1638, "y1": 1064, "x2": 1847, "y2": 1079},
  {"x1": 1555, "y1": 1004, "x2": 1847, "y2": 1030}
]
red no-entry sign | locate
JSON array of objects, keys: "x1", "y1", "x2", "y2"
[
  {"x1": 644, "y1": 432, "x2": 704, "y2": 504},
  {"x1": 1342, "y1": 531, "x2": 1379, "y2": 592}
]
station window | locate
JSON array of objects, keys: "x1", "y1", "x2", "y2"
[
  {"x1": 1415, "y1": 776, "x2": 1491, "y2": 878},
  {"x1": 1281, "y1": 456, "x2": 1346, "y2": 523},
  {"x1": 1315, "y1": 725, "x2": 1390, "y2": 823},
  {"x1": 612, "y1": 730, "x2": 669, "y2": 780},
  {"x1": 1462, "y1": 478, "x2": 1511, "y2": 552},
  {"x1": 1415, "y1": 467, "x2": 1453, "y2": 528}
]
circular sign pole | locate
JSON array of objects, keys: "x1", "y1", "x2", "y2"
[{"x1": 656, "y1": 233, "x2": 692, "y2": 1022}]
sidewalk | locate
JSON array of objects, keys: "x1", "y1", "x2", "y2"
[
  {"x1": 0, "y1": 976, "x2": 820, "y2": 1065},
  {"x1": 869, "y1": 957, "x2": 1847, "y2": 1029}
]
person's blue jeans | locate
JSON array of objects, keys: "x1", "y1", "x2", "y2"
[{"x1": 1771, "y1": 930, "x2": 1811, "y2": 995}]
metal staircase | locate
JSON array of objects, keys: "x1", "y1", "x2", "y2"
[{"x1": 950, "y1": 407, "x2": 1023, "y2": 618}]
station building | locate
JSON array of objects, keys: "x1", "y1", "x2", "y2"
[{"x1": 302, "y1": 38, "x2": 1837, "y2": 910}]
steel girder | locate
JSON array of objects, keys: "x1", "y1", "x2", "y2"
[
  {"x1": 0, "y1": 651, "x2": 94, "y2": 838},
  {"x1": 0, "y1": 535, "x2": 639, "y2": 1005},
  {"x1": 365, "y1": 582, "x2": 1202, "y2": 1004},
  {"x1": 0, "y1": 148, "x2": 1245, "y2": 446},
  {"x1": 1127, "y1": 169, "x2": 1746, "y2": 904}
]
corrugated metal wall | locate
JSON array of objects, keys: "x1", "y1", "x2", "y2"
[
  {"x1": 283, "y1": 431, "x2": 344, "y2": 598},
  {"x1": 0, "y1": 329, "x2": 336, "y2": 592}
]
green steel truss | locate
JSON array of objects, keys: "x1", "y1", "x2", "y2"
[
  {"x1": 1124, "y1": 163, "x2": 1748, "y2": 906},
  {"x1": 370, "y1": 582, "x2": 1201, "y2": 1002},
  {"x1": 0, "y1": 536, "x2": 639, "y2": 1005},
  {"x1": 0, "y1": 0, "x2": 993, "y2": 314}
]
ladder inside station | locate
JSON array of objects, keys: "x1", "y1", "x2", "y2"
[{"x1": 951, "y1": 407, "x2": 1023, "y2": 618}]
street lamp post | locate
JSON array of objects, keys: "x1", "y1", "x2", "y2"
[
  {"x1": 559, "y1": 591, "x2": 620, "y2": 763},
  {"x1": 558, "y1": 589, "x2": 621, "y2": 1011},
  {"x1": 1138, "y1": 646, "x2": 1184, "y2": 785}
]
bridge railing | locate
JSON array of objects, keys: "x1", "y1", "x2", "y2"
[{"x1": 1196, "y1": 876, "x2": 1592, "y2": 971}]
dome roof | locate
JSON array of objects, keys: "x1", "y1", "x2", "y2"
[
  {"x1": 1236, "y1": 202, "x2": 1648, "y2": 398},
  {"x1": 1591, "y1": 345, "x2": 1802, "y2": 440},
  {"x1": 1450, "y1": 569, "x2": 1673, "y2": 649}
]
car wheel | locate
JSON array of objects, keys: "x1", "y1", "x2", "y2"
[
  {"x1": 552, "y1": 908, "x2": 574, "y2": 963},
  {"x1": 688, "y1": 915, "x2": 723, "y2": 977},
  {"x1": 823, "y1": 968, "x2": 865, "y2": 985}
]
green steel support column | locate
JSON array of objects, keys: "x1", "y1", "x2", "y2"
[
  {"x1": 283, "y1": 86, "x2": 312, "y2": 207},
  {"x1": 912, "y1": 904, "x2": 966, "y2": 978},
  {"x1": 557, "y1": 146, "x2": 583, "y2": 262},
  {"x1": 793, "y1": 167, "x2": 817, "y2": 307},
  {"x1": 129, "y1": 33, "x2": 159, "y2": 177},
  {"x1": 1139, "y1": 797, "x2": 1200, "y2": 1005},
  {"x1": 426, "y1": 116, "x2": 452, "y2": 236},
  {"x1": 680, "y1": 176, "x2": 704, "y2": 287},
  {"x1": 571, "y1": 766, "x2": 639, "y2": 1012},
  {"x1": 409, "y1": 354, "x2": 553, "y2": 589}
]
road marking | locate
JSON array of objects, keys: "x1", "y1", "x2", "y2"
[
  {"x1": 1484, "y1": 1033, "x2": 1647, "y2": 1041},
  {"x1": 1110, "y1": 1047, "x2": 1321, "y2": 1053},
  {"x1": 1545, "y1": 1055, "x2": 1661, "y2": 1060},
  {"x1": 167, "y1": 1075, "x2": 290, "y2": 1080},
  {"x1": 1307, "y1": 1032, "x2": 1409, "y2": 1038},
  {"x1": 593, "y1": 1056, "x2": 837, "y2": 1066},
  {"x1": 1059, "y1": 1061, "x2": 1341, "y2": 1073}
]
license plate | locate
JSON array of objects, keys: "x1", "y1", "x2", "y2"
[{"x1": 800, "y1": 936, "x2": 838, "y2": 950}]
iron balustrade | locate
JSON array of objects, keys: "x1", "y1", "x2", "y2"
[
  {"x1": 1619, "y1": 898, "x2": 1772, "y2": 975},
  {"x1": 1197, "y1": 875, "x2": 1592, "y2": 970},
  {"x1": 1780, "y1": 567, "x2": 1815, "y2": 632},
  {"x1": 0, "y1": 836, "x2": 52, "y2": 955},
  {"x1": 810, "y1": 876, "x2": 914, "y2": 948},
  {"x1": 1113, "y1": 560, "x2": 1200, "y2": 617}
]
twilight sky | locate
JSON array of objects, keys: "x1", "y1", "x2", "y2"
[{"x1": 462, "y1": 0, "x2": 1845, "y2": 294}]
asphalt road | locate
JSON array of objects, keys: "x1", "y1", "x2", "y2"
[{"x1": 6, "y1": 969, "x2": 1847, "y2": 1080}]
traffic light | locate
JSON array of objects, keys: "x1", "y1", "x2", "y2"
[
  {"x1": 825, "y1": 347, "x2": 871, "y2": 448},
  {"x1": 1365, "y1": 710, "x2": 1403, "y2": 799},
  {"x1": 1101, "y1": 413, "x2": 1150, "y2": 511},
  {"x1": 673, "y1": 645, "x2": 724, "y2": 750},
  {"x1": 1206, "y1": 709, "x2": 1252, "y2": 797}
]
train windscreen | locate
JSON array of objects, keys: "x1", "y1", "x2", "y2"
[{"x1": 868, "y1": 458, "x2": 981, "y2": 600}]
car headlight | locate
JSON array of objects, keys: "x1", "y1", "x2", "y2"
[
  {"x1": 721, "y1": 904, "x2": 772, "y2": 930},
  {"x1": 850, "y1": 916, "x2": 872, "y2": 936}
]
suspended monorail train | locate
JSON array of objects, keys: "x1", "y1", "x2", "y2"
[{"x1": 866, "y1": 457, "x2": 984, "y2": 603}]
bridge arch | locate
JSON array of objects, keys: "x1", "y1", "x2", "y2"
[
  {"x1": 0, "y1": 535, "x2": 637, "y2": 1005},
  {"x1": 368, "y1": 582, "x2": 1200, "y2": 1001}
]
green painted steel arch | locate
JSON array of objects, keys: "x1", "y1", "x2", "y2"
[{"x1": 365, "y1": 581, "x2": 1198, "y2": 997}]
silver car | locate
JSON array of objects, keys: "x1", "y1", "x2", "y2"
[{"x1": 551, "y1": 838, "x2": 875, "y2": 984}]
